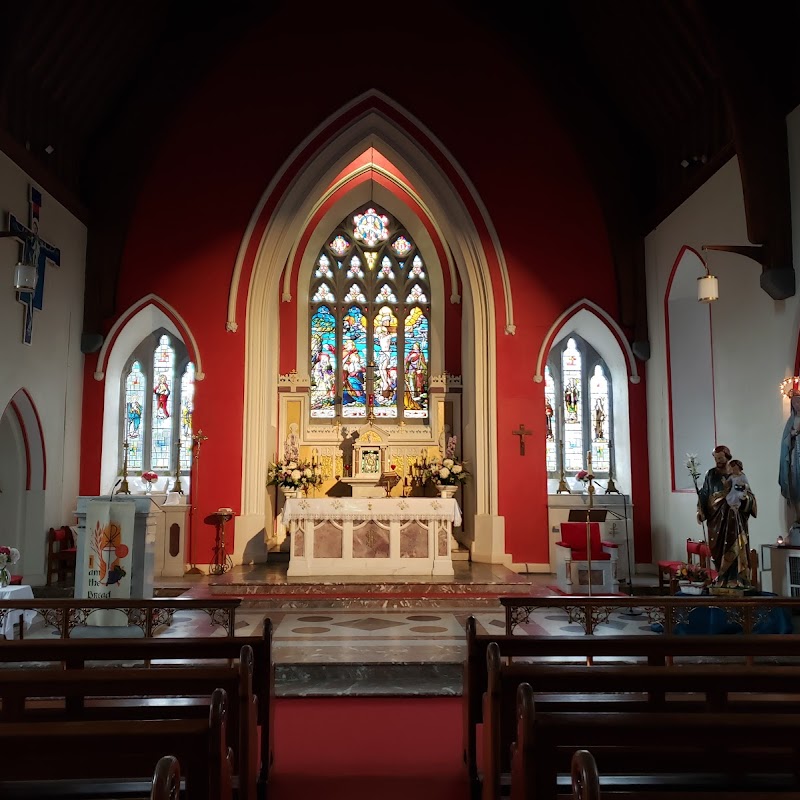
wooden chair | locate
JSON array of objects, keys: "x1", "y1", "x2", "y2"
[
  {"x1": 749, "y1": 547, "x2": 760, "y2": 590},
  {"x1": 46, "y1": 526, "x2": 77, "y2": 585}
]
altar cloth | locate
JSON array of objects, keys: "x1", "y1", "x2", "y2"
[{"x1": 283, "y1": 497, "x2": 462, "y2": 525}]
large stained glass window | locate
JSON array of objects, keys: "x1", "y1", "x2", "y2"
[
  {"x1": 309, "y1": 205, "x2": 431, "y2": 422},
  {"x1": 119, "y1": 331, "x2": 194, "y2": 479},
  {"x1": 546, "y1": 334, "x2": 613, "y2": 480}
]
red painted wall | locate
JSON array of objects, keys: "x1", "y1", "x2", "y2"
[{"x1": 79, "y1": 5, "x2": 651, "y2": 565}]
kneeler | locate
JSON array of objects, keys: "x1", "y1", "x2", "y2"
[{"x1": 554, "y1": 521, "x2": 619, "y2": 594}]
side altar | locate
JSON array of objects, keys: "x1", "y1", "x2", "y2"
[{"x1": 283, "y1": 497, "x2": 459, "y2": 576}]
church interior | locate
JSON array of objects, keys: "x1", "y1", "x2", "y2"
[{"x1": 3, "y1": 2, "x2": 800, "y2": 797}]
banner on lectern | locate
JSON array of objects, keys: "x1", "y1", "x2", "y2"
[{"x1": 81, "y1": 500, "x2": 136, "y2": 601}]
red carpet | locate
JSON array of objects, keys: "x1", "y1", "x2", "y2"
[{"x1": 269, "y1": 696, "x2": 468, "y2": 800}]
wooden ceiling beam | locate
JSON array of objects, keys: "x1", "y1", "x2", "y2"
[{"x1": 687, "y1": 0, "x2": 794, "y2": 300}]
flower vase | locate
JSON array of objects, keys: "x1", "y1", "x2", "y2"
[
  {"x1": 281, "y1": 487, "x2": 301, "y2": 499},
  {"x1": 439, "y1": 485, "x2": 458, "y2": 499},
  {"x1": 0, "y1": 568, "x2": 10, "y2": 588}
]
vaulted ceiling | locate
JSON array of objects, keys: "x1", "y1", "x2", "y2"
[{"x1": 1, "y1": 1, "x2": 797, "y2": 345}]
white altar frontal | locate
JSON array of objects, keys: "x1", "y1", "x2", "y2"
[{"x1": 283, "y1": 497, "x2": 460, "y2": 577}]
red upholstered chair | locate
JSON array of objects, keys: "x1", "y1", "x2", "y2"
[
  {"x1": 555, "y1": 522, "x2": 619, "y2": 594},
  {"x1": 46, "y1": 526, "x2": 77, "y2": 586}
]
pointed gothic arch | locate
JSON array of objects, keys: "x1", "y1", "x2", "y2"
[
  {"x1": 0, "y1": 388, "x2": 46, "y2": 574},
  {"x1": 534, "y1": 300, "x2": 636, "y2": 494},
  {"x1": 96, "y1": 296, "x2": 202, "y2": 494},
  {"x1": 234, "y1": 93, "x2": 508, "y2": 557},
  {"x1": 665, "y1": 246, "x2": 716, "y2": 491}
]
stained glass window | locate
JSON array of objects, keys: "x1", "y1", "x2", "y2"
[
  {"x1": 151, "y1": 336, "x2": 175, "y2": 471},
  {"x1": 372, "y1": 306, "x2": 398, "y2": 418},
  {"x1": 125, "y1": 361, "x2": 146, "y2": 473},
  {"x1": 546, "y1": 335, "x2": 613, "y2": 479},
  {"x1": 353, "y1": 207, "x2": 389, "y2": 247},
  {"x1": 310, "y1": 306, "x2": 337, "y2": 417},
  {"x1": 392, "y1": 236, "x2": 412, "y2": 257},
  {"x1": 590, "y1": 365, "x2": 610, "y2": 473},
  {"x1": 119, "y1": 330, "x2": 193, "y2": 481},
  {"x1": 309, "y1": 204, "x2": 431, "y2": 421},
  {"x1": 544, "y1": 365, "x2": 556, "y2": 473},
  {"x1": 180, "y1": 362, "x2": 195, "y2": 471}
]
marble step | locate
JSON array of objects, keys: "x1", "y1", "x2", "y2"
[
  {"x1": 215, "y1": 580, "x2": 531, "y2": 597},
  {"x1": 275, "y1": 661, "x2": 462, "y2": 697},
  {"x1": 239, "y1": 596, "x2": 504, "y2": 609}
]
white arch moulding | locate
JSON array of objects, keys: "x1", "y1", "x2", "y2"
[
  {"x1": 93, "y1": 294, "x2": 205, "y2": 382},
  {"x1": 236, "y1": 94, "x2": 509, "y2": 553},
  {"x1": 533, "y1": 299, "x2": 637, "y2": 499},
  {"x1": 95, "y1": 296, "x2": 202, "y2": 494}
]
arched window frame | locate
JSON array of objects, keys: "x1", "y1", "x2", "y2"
[
  {"x1": 118, "y1": 329, "x2": 194, "y2": 476},
  {"x1": 546, "y1": 333, "x2": 614, "y2": 479},
  {"x1": 308, "y1": 204, "x2": 432, "y2": 424}
]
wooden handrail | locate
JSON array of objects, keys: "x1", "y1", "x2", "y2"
[
  {"x1": 0, "y1": 597, "x2": 241, "y2": 637},
  {"x1": 500, "y1": 594, "x2": 800, "y2": 634}
]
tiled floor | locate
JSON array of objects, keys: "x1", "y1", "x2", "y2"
[{"x1": 24, "y1": 564, "x2": 659, "y2": 694}]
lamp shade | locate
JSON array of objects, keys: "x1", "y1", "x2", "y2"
[
  {"x1": 13, "y1": 262, "x2": 37, "y2": 293},
  {"x1": 697, "y1": 274, "x2": 719, "y2": 303}
]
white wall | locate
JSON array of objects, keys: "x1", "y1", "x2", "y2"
[
  {"x1": 0, "y1": 149, "x2": 87, "y2": 584},
  {"x1": 645, "y1": 107, "x2": 800, "y2": 571}
]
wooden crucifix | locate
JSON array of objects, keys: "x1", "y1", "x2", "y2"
[{"x1": 513, "y1": 423, "x2": 532, "y2": 456}]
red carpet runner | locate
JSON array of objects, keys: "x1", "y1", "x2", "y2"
[{"x1": 269, "y1": 696, "x2": 468, "y2": 800}]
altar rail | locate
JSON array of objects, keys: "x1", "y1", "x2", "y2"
[
  {"x1": 500, "y1": 595, "x2": 800, "y2": 635},
  {"x1": 0, "y1": 597, "x2": 241, "y2": 638}
]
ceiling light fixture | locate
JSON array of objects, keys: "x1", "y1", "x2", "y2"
[{"x1": 698, "y1": 247, "x2": 719, "y2": 303}]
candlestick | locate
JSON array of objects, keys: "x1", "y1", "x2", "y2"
[{"x1": 556, "y1": 439, "x2": 570, "y2": 494}]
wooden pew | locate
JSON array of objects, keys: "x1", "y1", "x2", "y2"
[
  {"x1": 567, "y1": 751, "x2": 599, "y2": 800},
  {"x1": 151, "y1": 756, "x2": 182, "y2": 800},
  {"x1": 0, "y1": 621, "x2": 274, "y2": 799},
  {"x1": 0, "y1": 645, "x2": 257, "y2": 800},
  {"x1": 482, "y1": 645, "x2": 800, "y2": 800},
  {"x1": 512, "y1": 743, "x2": 601, "y2": 800},
  {"x1": 463, "y1": 616, "x2": 800, "y2": 795},
  {"x1": 0, "y1": 688, "x2": 233, "y2": 800}
]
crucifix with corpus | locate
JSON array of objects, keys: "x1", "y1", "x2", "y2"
[
  {"x1": 5, "y1": 186, "x2": 61, "y2": 345},
  {"x1": 513, "y1": 423, "x2": 532, "y2": 455}
]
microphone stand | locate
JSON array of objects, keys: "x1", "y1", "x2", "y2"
[{"x1": 599, "y1": 483, "x2": 640, "y2": 616}]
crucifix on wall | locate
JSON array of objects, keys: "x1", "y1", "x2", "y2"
[
  {"x1": 7, "y1": 186, "x2": 61, "y2": 345},
  {"x1": 513, "y1": 423, "x2": 532, "y2": 456}
]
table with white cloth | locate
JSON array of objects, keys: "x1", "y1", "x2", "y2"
[
  {"x1": 0, "y1": 585, "x2": 37, "y2": 639},
  {"x1": 283, "y1": 497, "x2": 460, "y2": 576}
]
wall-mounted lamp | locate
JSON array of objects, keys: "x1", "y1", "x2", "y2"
[
  {"x1": 1, "y1": 231, "x2": 37, "y2": 294},
  {"x1": 698, "y1": 247, "x2": 719, "y2": 303}
]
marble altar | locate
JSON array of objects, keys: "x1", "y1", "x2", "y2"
[{"x1": 283, "y1": 497, "x2": 460, "y2": 576}]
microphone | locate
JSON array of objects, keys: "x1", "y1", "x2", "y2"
[{"x1": 111, "y1": 478, "x2": 122, "y2": 500}]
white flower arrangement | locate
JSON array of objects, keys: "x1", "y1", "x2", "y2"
[
  {"x1": 0, "y1": 546, "x2": 20, "y2": 570},
  {"x1": 267, "y1": 459, "x2": 323, "y2": 490},
  {"x1": 425, "y1": 456, "x2": 469, "y2": 487},
  {"x1": 0, "y1": 546, "x2": 20, "y2": 585}
]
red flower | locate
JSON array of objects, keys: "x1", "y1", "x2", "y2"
[{"x1": 142, "y1": 471, "x2": 158, "y2": 483}]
